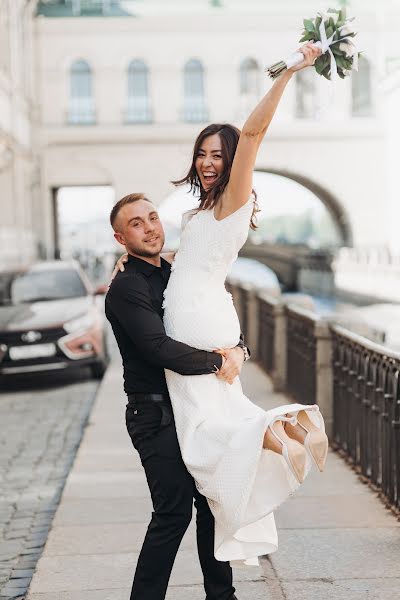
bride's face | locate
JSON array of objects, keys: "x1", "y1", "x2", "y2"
[{"x1": 195, "y1": 134, "x2": 224, "y2": 191}]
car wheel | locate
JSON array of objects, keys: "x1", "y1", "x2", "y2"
[{"x1": 91, "y1": 335, "x2": 110, "y2": 380}]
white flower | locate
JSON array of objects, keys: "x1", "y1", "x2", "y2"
[
  {"x1": 342, "y1": 69, "x2": 352, "y2": 77},
  {"x1": 339, "y1": 41, "x2": 356, "y2": 57},
  {"x1": 340, "y1": 24, "x2": 356, "y2": 36}
]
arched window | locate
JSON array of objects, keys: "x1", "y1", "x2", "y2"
[
  {"x1": 295, "y1": 69, "x2": 317, "y2": 119},
  {"x1": 182, "y1": 59, "x2": 208, "y2": 123},
  {"x1": 68, "y1": 59, "x2": 95, "y2": 125},
  {"x1": 126, "y1": 59, "x2": 152, "y2": 123},
  {"x1": 352, "y1": 56, "x2": 373, "y2": 117},
  {"x1": 237, "y1": 57, "x2": 260, "y2": 119},
  {"x1": 240, "y1": 58, "x2": 260, "y2": 96}
]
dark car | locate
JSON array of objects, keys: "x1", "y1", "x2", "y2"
[{"x1": 0, "y1": 260, "x2": 109, "y2": 380}]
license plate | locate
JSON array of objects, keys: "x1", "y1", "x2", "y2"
[{"x1": 9, "y1": 343, "x2": 57, "y2": 360}]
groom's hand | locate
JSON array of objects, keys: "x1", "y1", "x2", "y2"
[{"x1": 216, "y1": 347, "x2": 244, "y2": 385}]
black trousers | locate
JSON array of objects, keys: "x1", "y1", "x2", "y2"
[{"x1": 126, "y1": 396, "x2": 235, "y2": 600}]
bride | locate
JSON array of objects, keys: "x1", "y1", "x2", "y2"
[{"x1": 115, "y1": 42, "x2": 328, "y2": 565}]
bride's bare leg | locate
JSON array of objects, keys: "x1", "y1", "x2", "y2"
[
  {"x1": 263, "y1": 420, "x2": 287, "y2": 453},
  {"x1": 284, "y1": 410, "x2": 319, "y2": 444},
  {"x1": 284, "y1": 415, "x2": 308, "y2": 445},
  {"x1": 263, "y1": 419, "x2": 307, "y2": 483}
]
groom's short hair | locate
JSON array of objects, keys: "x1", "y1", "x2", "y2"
[{"x1": 110, "y1": 193, "x2": 152, "y2": 230}]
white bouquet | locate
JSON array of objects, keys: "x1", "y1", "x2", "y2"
[{"x1": 266, "y1": 7, "x2": 361, "y2": 81}]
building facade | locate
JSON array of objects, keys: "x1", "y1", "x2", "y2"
[
  {"x1": 1, "y1": 0, "x2": 400, "y2": 266},
  {"x1": 0, "y1": 0, "x2": 42, "y2": 269}
]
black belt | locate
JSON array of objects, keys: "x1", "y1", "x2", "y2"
[{"x1": 127, "y1": 393, "x2": 173, "y2": 427}]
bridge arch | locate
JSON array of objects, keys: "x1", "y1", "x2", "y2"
[{"x1": 254, "y1": 168, "x2": 353, "y2": 247}]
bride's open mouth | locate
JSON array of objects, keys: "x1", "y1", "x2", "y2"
[{"x1": 202, "y1": 171, "x2": 218, "y2": 185}]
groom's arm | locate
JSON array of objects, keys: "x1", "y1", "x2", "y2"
[{"x1": 106, "y1": 274, "x2": 223, "y2": 375}]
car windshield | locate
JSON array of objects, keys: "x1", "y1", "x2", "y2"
[{"x1": 0, "y1": 269, "x2": 87, "y2": 305}]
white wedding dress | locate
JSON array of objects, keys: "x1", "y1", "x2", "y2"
[{"x1": 163, "y1": 196, "x2": 322, "y2": 565}]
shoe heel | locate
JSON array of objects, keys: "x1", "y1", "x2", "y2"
[
  {"x1": 304, "y1": 431, "x2": 328, "y2": 472},
  {"x1": 269, "y1": 415, "x2": 307, "y2": 484},
  {"x1": 298, "y1": 408, "x2": 328, "y2": 472}
]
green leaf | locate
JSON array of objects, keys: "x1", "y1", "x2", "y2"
[
  {"x1": 327, "y1": 8, "x2": 339, "y2": 14},
  {"x1": 334, "y1": 55, "x2": 347, "y2": 68},
  {"x1": 325, "y1": 25, "x2": 334, "y2": 38},
  {"x1": 314, "y1": 53, "x2": 330, "y2": 75},
  {"x1": 318, "y1": 53, "x2": 330, "y2": 67},
  {"x1": 314, "y1": 59, "x2": 326, "y2": 75},
  {"x1": 303, "y1": 18, "x2": 315, "y2": 33},
  {"x1": 339, "y1": 8, "x2": 347, "y2": 22},
  {"x1": 331, "y1": 45, "x2": 343, "y2": 57},
  {"x1": 299, "y1": 31, "x2": 315, "y2": 42},
  {"x1": 321, "y1": 65, "x2": 331, "y2": 80},
  {"x1": 338, "y1": 68, "x2": 346, "y2": 79}
]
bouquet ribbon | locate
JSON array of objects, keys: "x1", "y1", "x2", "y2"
[{"x1": 319, "y1": 20, "x2": 337, "y2": 83}]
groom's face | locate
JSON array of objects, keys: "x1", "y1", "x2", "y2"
[{"x1": 113, "y1": 199, "x2": 165, "y2": 258}]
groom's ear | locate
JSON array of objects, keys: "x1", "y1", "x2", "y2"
[{"x1": 114, "y1": 231, "x2": 126, "y2": 246}]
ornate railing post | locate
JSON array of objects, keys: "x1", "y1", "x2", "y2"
[
  {"x1": 315, "y1": 319, "x2": 333, "y2": 439},
  {"x1": 244, "y1": 285, "x2": 260, "y2": 361},
  {"x1": 273, "y1": 301, "x2": 287, "y2": 391}
]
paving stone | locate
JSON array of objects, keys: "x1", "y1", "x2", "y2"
[
  {"x1": 270, "y1": 528, "x2": 400, "y2": 580},
  {"x1": 9, "y1": 569, "x2": 34, "y2": 578},
  {"x1": 4, "y1": 577, "x2": 31, "y2": 588},
  {"x1": 274, "y1": 493, "x2": 397, "y2": 529},
  {"x1": 281, "y1": 578, "x2": 400, "y2": 600},
  {"x1": 13, "y1": 560, "x2": 37, "y2": 569},
  {"x1": 52, "y1": 497, "x2": 152, "y2": 527}
]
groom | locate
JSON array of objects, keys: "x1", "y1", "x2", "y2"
[{"x1": 106, "y1": 193, "x2": 247, "y2": 600}]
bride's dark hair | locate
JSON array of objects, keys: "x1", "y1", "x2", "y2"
[{"x1": 171, "y1": 123, "x2": 259, "y2": 230}]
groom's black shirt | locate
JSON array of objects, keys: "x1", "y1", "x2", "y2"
[{"x1": 105, "y1": 254, "x2": 223, "y2": 395}]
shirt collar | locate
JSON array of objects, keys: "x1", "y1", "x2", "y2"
[{"x1": 127, "y1": 254, "x2": 170, "y2": 277}]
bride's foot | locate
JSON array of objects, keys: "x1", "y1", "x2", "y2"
[
  {"x1": 285, "y1": 408, "x2": 328, "y2": 472},
  {"x1": 263, "y1": 417, "x2": 307, "y2": 484}
]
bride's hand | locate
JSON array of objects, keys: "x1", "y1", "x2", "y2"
[
  {"x1": 110, "y1": 253, "x2": 128, "y2": 281},
  {"x1": 288, "y1": 42, "x2": 322, "y2": 73},
  {"x1": 215, "y1": 347, "x2": 244, "y2": 385}
]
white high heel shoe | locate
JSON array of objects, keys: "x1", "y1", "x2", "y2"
[
  {"x1": 269, "y1": 415, "x2": 307, "y2": 484},
  {"x1": 296, "y1": 407, "x2": 328, "y2": 472}
]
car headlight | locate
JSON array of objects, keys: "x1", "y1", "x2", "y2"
[{"x1": 64, "y1": 313, "x2": 96, "y2": 334}]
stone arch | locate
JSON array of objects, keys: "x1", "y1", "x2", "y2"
[{"x1": 255, "y1": 168, "x2": 353, "y2": 246}]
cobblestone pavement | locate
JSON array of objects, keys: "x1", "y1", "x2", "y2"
[{"x1": 0, "y1": 369, "x2": 100, "y2": 600}]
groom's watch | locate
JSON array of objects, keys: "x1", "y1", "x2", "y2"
[{"x1": 242, "y1": 346, "x2": 250, "y2": 362}]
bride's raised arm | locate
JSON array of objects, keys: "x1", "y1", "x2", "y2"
[{"x1": 221, "y1": 42, "x2": 321, "y2": 218}]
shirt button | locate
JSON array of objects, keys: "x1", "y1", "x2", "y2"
[{"x1": 133, "y1": 409, "x2": 138, "y2": 414}]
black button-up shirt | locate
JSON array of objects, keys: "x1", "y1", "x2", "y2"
[{"x1": 105, "y1": 254, "x2": 224, "y2": 395}]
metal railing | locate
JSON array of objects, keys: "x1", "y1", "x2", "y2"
[
  {"x1": 258, "y1": 293, "x2": 275, "y2": 373},
  {"x1": 332, "y1": 326, "x2": 400, "y2": 512},
  {"x1": 227, "y1": 278, "x2": 400, "y2": 516}
]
